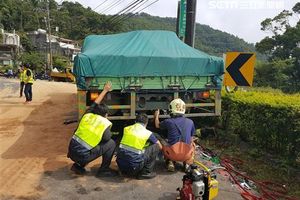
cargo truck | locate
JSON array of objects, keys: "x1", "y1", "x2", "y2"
[{"x1": 74, "y1": 30, "x2": 224, "y2": 120}]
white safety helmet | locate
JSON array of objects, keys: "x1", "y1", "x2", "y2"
[{"x1": 169, "y1": 98, "x2": 186, "y2": 115}]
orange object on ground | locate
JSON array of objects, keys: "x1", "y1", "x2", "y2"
[{"x1": 162, "y1": 142, "x2": 195, "y2": 164}]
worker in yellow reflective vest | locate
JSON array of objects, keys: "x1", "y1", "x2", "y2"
[
  {"x1": 68, "y1": 82, "x2": 117, "y2": 177},
  {"x1": 19, "y1": 65, "x2": 25, "y2": 97},
  {"x1": 23, "y1": 64, "x2": 34, "y2": 102},
  {"x1": 116, "y1": 113, "x2": 162, "y2": 179}
]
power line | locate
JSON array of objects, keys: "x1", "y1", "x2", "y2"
[
  {"x1": 119, "y1": 0, "x2": 147, "y2": 15},
  {"x1": 109, "y1": 0, "x2": 141, "y2": 21},
  {"x1": 127, "y1": 0, "x2": 150, "y2": 14},
  {"x1": 110, "y1": 0, "x2": 148, "y2": 22},
  {"x1": 99, "y1": 0, "x2": 124, "y2": 14},
  {"x1": 113, "y1": 0, "x2": 159, "y2": 24},
  {"x1": 93, "y1": 0, "x2": 110, "y2": 11},
  {"x1": 111, "y1": 0, "x2": 150, "y2": 23},
  {"x1": 114, "y1": 0, "x2": 159, "y2": 24}
]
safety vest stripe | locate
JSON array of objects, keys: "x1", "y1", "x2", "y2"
[
  {"x1": 119, "y1": 144, "x2": 145, "y2": 154},
  {"x1": 72, "y1": 135, "x2": 93, "y2": 150},
  {"x1": 121, "y1": 123, "x2": 152, "y2": 151},
  {"x1": 74, "y1": 113, "x2": 112, "y2": 148}
]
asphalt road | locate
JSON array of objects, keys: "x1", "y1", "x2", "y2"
[{"x1": 0, "y1": 78, "x2": 242, "y2": 200}]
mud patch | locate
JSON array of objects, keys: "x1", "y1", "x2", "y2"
[
  {"x1": 2, "y1": 194, "x2": 42, "y2": 200},
  {"x1": 75, "y1": 184, "x2": 89, "y2": 195},
  {"x1": 44, "y1": 171, "x2": 53, "y2": 176},
  {"x1": 93, "y1": 187, "x2": 103, "y2": 191},
  {"x1": 17, "y1": 195, "x2": 41, "y2": 200},
  {"x1": 35, "y1": 185, "x2": 45, "y2": 192}
]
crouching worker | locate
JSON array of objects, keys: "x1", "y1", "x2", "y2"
[
  {"x1": 67, "y1": 82, "x2": 117, "y2": 177},
  {"x1": 116, "y1": 113, "x2": 162, "y2": 179},
  {"x1": 154, "y1": 98, "x2": 195, "y2": 172}
]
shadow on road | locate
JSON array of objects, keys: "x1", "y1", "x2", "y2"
[
  {"x1": 2, "y1": 92, "x2": 77, "y2": 159},
  {"x1": 1, "y1": 90, "x2": 183, "y2": 199}
]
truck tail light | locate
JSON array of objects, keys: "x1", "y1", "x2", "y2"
[
  {"x1": 90, "y1": 92, "x2": 99, "y2": 101},
  {"x1": 203, "y1": 91, "x2": 210, "y2": 98},
  {"x1": 197, "y1": 91, "x2": 210, "y2": 99}
]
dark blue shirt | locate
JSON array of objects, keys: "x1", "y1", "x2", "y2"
[{"x1": 160, "y1": 116, "x2": 195, "y2": 145}]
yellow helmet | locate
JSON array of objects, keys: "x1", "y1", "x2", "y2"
[{"x1": 170, "y1": 98, "x2": 186, "y2": 115}]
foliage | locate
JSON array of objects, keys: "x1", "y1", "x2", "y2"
[
  {"x1": 200, "y1": 138, "x2": 300, "y2": 197},
  {"x1": 255, "y1": 3, "x2": 300, "y2": 92},
  {"x1": 20, "y1": 52, "x2": 45, "y2": 71},
  {"x1": 293, "y1": 2, "x2": 300, "y2": 14},
  {"x1": 0, "y1": 65, "x2": 14, "y2": 73},
  {"x1": 221, "y1": 90, "x2": 300, "y2": 162},
  {"x1": 51, "y1": 1, "x2": 121, "y2": 40},
  {"x1": 19, "y1": 32, "x2": 35, "y2": 52},
  {"x1": 0, "y1": 1, "x2": 262, "y2": 63},
  {"x1": 194, "y1": 24, "x2": 255, "y2": 57},
  {"x1": 52, "y1": 55, "x2": 69, "y2": 70},
  {"x1": 0, "y1": 0, "x2": 120, "y2": 40},
  {"x1": 121, "y1": 13, "x2": 258, "y2": 57},
  {"x1": 254, "y1": 59, "x2": 299, "y2": 93}
]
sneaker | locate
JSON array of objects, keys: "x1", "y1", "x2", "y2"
[
  {"x1": 96, "y1": 168, "x2": 118, "y2": 177},
  {"x1": 70, "y1": 163, "x2": 86, "y2": 175},
  {"x1": 167, "y1": 161, "x2": 175, "y2": 172},
  {"x1": 137, "y1": 172, "x2": 156, "y2": 180}
]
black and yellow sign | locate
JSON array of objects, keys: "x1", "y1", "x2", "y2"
[{"x1": 224, "y1": 52, "x2": 256, "y2": 87}]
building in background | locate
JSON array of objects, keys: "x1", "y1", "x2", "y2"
[
  {"x1": 0, "y1": 29, "x2": 20, "y2": 66},
  {"x1": 27, "y1": 29, "x2": 81, "y2": 66}
]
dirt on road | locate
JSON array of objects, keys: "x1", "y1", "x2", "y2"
[
  {"x1": 0, "y1": 78, "x2": 242, "y2": 200},
  {"x1": 0, "y1": 78, "x2": 77, "y2": 199}
]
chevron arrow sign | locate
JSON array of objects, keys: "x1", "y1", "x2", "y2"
[{"x1": 224, "y1": 52, "x2": 256, "y2": 87}]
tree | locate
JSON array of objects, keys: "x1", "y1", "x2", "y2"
[
  {"x1": 254, "y1": 59, "x2": 296, "y2": 92},
  {"x1": 52, "y1": 55, "x2": 69, "y2": 70},
  {"x1": 255, "y1": 3, "x2": 300, "y2": 92},
  {"x1": 20, "y1": 52, "x2": 45, "y2": 71},
  {"x1": 19, "y1": 32, "x2": 35, "y2": 52},
  {"x1": 292, "y1": 2, "x2": 300, "y2": 14}
]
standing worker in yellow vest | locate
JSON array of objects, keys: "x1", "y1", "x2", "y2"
[
  {"x1": 68, "y1": 82, "x2": 117, "y2": 177},
  {"x1": 23, "y1": 64, "x2": 34, "y2": 102},
  {"x1": 19, "y1": 65, "x2": 25, "y2": 97},
  {"x1": 116, "y1": 113, "x2": 162, "y2": 179}
]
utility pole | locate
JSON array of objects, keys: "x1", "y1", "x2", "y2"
[
  {"x1": 176, "y1": 1, "x2": 180, "y2": 36},
  {"x1": 46, "y1": 0, "x2": 53, "y2": 71},
  {"x1": 185, "y1": 0, "x2": 197, "y2": 47}
]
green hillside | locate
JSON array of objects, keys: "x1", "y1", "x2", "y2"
[
  {"x1": 121, "y1": 13, "x2": 256, "y2": 56},
  {"x1": 0, "y1": 0, "x2": 256, "y2": 57}
]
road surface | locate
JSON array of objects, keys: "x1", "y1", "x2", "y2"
[{"x1": 0, "y1": 78, "x2": 242, "y2": 200}]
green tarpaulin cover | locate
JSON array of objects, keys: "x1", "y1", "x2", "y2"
[{"x1": 74, "y1": 30, "x2": 224, "y2": 88}]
